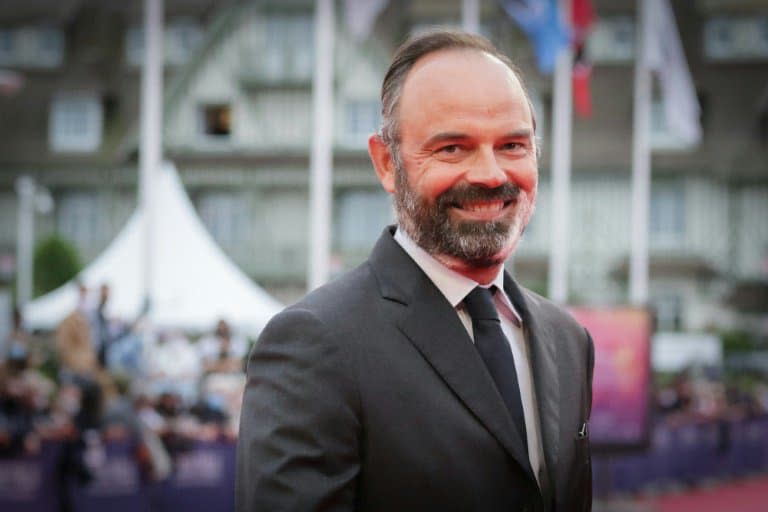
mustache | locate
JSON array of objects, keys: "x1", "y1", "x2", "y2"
[{"x1": 437, "y1": 183, "x2": 521, "y2": 209}]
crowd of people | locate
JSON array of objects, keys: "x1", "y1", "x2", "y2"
[
  {"x1": 0, "y1": 282, "x2": 249, "y2": 486},
  {"x1": 655, "y1": 368, "x2": 768, "y2": 426},
  {"x1": 3, "y1": 281, "x2": 767, "y2": 498}
]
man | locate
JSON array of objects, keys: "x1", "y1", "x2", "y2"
[
  {"x1": 237, "y1": 30, "x2": 594, "y2": 511},
  {"x1": 56, "y1": 283, "x2": 99, "y2": 377}
]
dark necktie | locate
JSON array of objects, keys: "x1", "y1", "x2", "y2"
[{"x1": 463, "y1": 286, "x2": 528, "y2": 455}]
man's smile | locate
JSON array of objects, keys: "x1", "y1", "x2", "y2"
[{"x1": 449, "y1": 198, "x2": 515, "y2": 220}]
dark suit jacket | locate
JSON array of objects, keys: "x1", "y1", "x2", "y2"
[{"x1": 236, "y1": 227, "x2": 594, "y2": 511}]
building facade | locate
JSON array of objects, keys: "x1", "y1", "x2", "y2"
[{"x1": 0, "y1": 0, "x2": 766, "y2": 334}]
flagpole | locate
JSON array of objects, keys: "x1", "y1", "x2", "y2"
[
  {"x1": 140, "y1": 0, "x2": 163, "y2": 316},
  {"x1": 308, "y1": 0, "x2": 334, "y2": 290},
  {"x1": 15, "y1": 176, "x2": 35, "y2": 308},
  {"x1": 461, "y1": 0, "x2": 480, "y2": 33},
  {"x1": 547, "y1": 0, "x2": 573, "y2": 305},
  {"x1": 630, "y1": 0, "x2": 651, "y2": 306}
]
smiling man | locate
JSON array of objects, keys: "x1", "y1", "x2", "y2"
[{"x1": 237, "y1": 30, "x2": 594, "y2": 512}]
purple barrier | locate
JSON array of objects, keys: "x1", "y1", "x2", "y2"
[
  {"x1": 593, "y1": 417, "x2": 768, "y2": 497},
  {"x1": 67, "y1": 439, "x2": 151, "y2": 512},
  {"x1": 0, "y1": 442, "x2": 62, "y2": 512},
  {"x1": 155, "y1": 440, "x2": 236, "y2": 512},
  {"x1": 646, "y1": 424, "x2": 675, "y2": 486}
]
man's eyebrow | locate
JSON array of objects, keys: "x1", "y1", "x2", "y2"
[
  {"x1": 502, "y1": 129, "x2": 534, "y2": 139},
  {"x1": 423, "y1": 129, "x2": 535, "y2": 147},
  {"x1": 422, "y1": 132, "x2": 470, "y2": 147}
]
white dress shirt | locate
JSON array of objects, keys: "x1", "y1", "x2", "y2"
[{"x1": 394, "y1": 228, "x2": 546, "y2": 487}]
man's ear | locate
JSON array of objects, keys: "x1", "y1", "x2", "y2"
[{"x1": 368, "y1": 134, "x2": 396, "y2": 193}]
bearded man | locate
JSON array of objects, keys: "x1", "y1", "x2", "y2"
[{"x1": 236, "y1": 30, "x2": 594, "y2": 512}]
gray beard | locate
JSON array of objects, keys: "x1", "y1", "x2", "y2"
[{"x1": 393, "y1": 163, "x2": 523, "y2": 268}]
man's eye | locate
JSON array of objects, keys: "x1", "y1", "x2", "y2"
[
  {"x1": 437, "y1": 144, "x2": 461, "y2": 154},
  {"x1": 500, "y1": 142, "x2": 523, "y2": 151}
]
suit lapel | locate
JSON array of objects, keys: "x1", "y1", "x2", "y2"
[
  {"x1": 369, "y1": 229, "x2": 536, "y2": 483},
  {"x1": 504, "y1": 273, "x2": 561, "y2": 495}
]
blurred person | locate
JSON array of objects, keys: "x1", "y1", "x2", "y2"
[
  {"x1": 197, "y1": 319, "x2": 247, "y2": 374},
  {"x1": 56, "y1": 376, "x2": 108, "y2": 508},
  {"x1": 196, "y1": 372, "x2": 246, "y2": 439},
  {"x1": 101, "y1": 380, "x2": 173, "y2": 482},
  {"x1": 106, "y1": 326, "x2": 145, "y2": 377},
  {"x1": 153, "y1": 390, "x2": 207, "y2": 451},
  {"x1": 92, "y1": 283, "x2": 115, "y2": 367},
  {"x1": 145, "y1": 330, "x2": 202, "y2": 404},
  {"x1": 2, "y1": 308, "x2": 29, "y2": 364},
  {"x1": 237, "y1": 30, "x2": 594, "y2": 512},
  {"x1": 752, "y1": 383, "x2": 768, "y2": 415},
  {"x1": 55, "y1": 283, "x2": 99, "y2": 377},
  {"x1": 0, "y1": 341, "x2": 55, "y2": 456}
]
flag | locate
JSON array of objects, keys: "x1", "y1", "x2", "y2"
[
  {"x1": 571, "y1": 0, "x2": 595, "y2": 118},
  {"x1": 500, "y1": 0, "x2": 570, "y2": 74},
  {"x1": 571, "y1": 0, "x2": 595, "y2": 43},
  {"x1": 646, "y1": 0, "x2": 701, "y2": 145},
  {"x1": 344, "y1": 0, "x2": 389, "y2": 42},
  {"x1": 572, "y1": 45, "x2": 592, "y2": 117}
]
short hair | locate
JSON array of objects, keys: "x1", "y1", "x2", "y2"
[{"x1": 379, "y1": 29, "x2": 537, "y2": 149}]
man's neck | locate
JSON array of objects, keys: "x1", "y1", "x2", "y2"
[
  {"x1": 431, "y1": 252, "x2": 503, "y2": 286},
  {"x1": 394, "y1": 227, "x2": 505, "y2": 286}
]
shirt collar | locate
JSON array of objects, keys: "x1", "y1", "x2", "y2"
[{"x1": 393, "y1": 227, "x2": 522, "y2": 324}]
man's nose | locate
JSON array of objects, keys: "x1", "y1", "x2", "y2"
[{"x1": 465, "y1": 147, "x2": 507, "y2": 188}]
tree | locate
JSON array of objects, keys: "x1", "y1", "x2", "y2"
[{"x1": 33, "y1": 234, "x2": 82, "y2": 297}]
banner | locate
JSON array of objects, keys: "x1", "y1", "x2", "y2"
[{"x1": 570, "y1": 307, "x2": 652, "y2": 449}]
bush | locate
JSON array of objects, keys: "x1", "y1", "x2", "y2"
[{"x1": 33, "y1": 234, "x2": 82, "y2": 297}]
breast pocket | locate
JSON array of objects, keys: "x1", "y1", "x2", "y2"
[{"x1": 573, "y1": 436, "x2": 590, "y2": 467}]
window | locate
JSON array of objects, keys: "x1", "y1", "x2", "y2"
[
  {"x1": 125, "y1": 26, "x2": 143, "y2": 66},
  {"x1": 126, "y1": 20, "x2": 203, "y2": 67},
  {"x1": 57, "y1": 192, "x2": 101, "y2": 250},
  {"x1": 255, "y1": 92, "x2": 311, "y2": 146},
  {"x1": 198, "y1": 104, "x2": 232, "y2": 138},
  {"x1": 197, "y1": 192, "x2": 250, "y2": 249},
  {"x1": 0, "y1": 27, "x2": 64, "y2": 67},
  {"x1": 261, "y1": 191, "x2": 308, "y2": 272},
  {"x1": 586, "y1": 17, "x2": 635, "y2": 64},
  {"x1": 35, "y1": 27, "x2": 64, "y2": 67},
  {"x1": 0, "y1": 193, "x2": 16, "y2": 244},
  {"x1": 49, "y1": 92, "x2": 103, "y2": 152},
  {"x1": 262, "y1": 15, "x2": 313, "y2": 81},
  {"x1": 651, "y1": 293, "x2": 683, "y2": 332},
  {"x1": 0, "y1": 30, "x2": 14, "y2": 65},
  {"x1": 343, "y1": 99, "x2": 381, "y2": 146},
  {"x1": 650, "y1": 184, "x2": 685, "y2": 247},
  {"x1": 704, "y1": 16, "x2": 768, "y2": 61},
  {"x1": 336, "y1": 190, "x2": 394, "y2": 253},
  {"x1": 165, "y1": 19, "x2": 204, "y2": 65}
]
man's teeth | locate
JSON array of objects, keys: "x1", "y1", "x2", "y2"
[{"x1": 460, "y1": 200, "x2": 505, "y2": 212}]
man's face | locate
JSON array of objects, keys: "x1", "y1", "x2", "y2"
[{"x1": 382, "y1": 49, "x2": 538, "y2": 268}]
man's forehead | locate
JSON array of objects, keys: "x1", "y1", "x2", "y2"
[
  {"x1": 403, "y1": 48, "x2": 521, "y2": 95},
  {"x1": 397, "y1": 48, "x2": 532, "y2": 132}
]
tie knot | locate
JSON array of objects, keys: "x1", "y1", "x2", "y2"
[{"x1": 463, "y1": 286, "x2": 500, "y2": 322}]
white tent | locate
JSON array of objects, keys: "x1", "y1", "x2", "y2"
[{"x1": 24, "y1": 163, "x2": 283, "y2": 336}]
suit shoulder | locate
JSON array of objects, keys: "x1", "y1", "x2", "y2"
[
  {"x1": 520, "y1": 287, "x2": 587, "y2": 337},
  {"x1": 268, "y1": 263, "x2": 377, "y2": 333}
]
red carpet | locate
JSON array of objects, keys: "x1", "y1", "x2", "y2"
[{"x1": 641, "y1": 475, "x2": 768, "y2": 512}]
